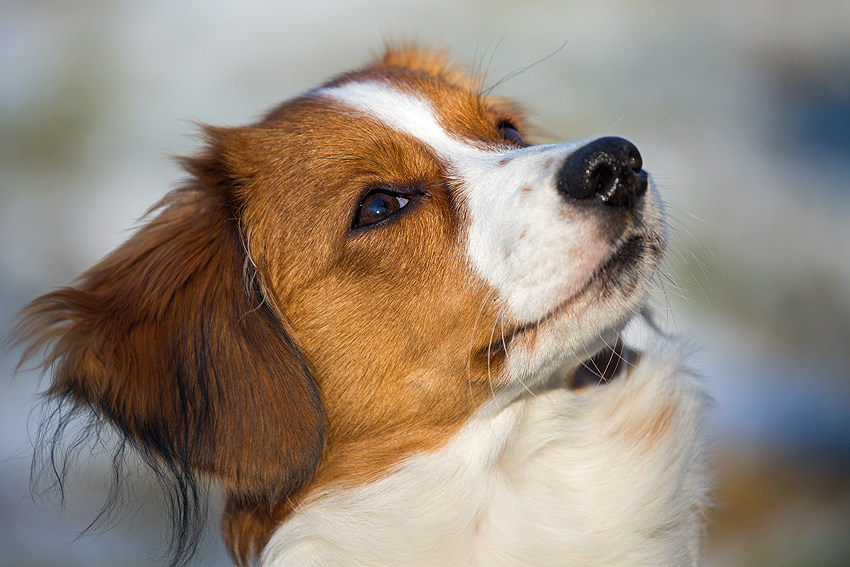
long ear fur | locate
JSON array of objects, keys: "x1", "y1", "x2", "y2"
[{"x1": 13, "y1": 131, "x2": 325, "y2": 565}]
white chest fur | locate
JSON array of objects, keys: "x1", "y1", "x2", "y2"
[{"x1": 261, "y1": 346, "x2": 710, "y2": 567}]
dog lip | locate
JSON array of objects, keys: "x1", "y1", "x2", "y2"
[{"x1": 592, "y1": 233, "x2": 644, "y2": 280}]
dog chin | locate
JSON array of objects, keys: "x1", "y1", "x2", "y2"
[{"x1": 501, "y1": 309, "x2": 631, "y2": 396}]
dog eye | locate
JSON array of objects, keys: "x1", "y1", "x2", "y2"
[
  {"x1": 498, "y1": 121, "x2": 524, "y2": 146},
  {"x1": 354, "y1": 190, "x2": 411, "y2": 228}
]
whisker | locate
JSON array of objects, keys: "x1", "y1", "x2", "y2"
[
  {"x1": 606, "y1": 112, "x2": 632, "y2": 135},
  {"x1": 467, "y1": 288, "x2": 497, "y2": 406},
  {"x1": 484, "y1": 40, "x2": 569, "y2": 96},
  {"x1": 502, "y1": 313, "x2": 537, "y2": 398},
  {"x1": 486, "y1": 308, "x2": 502, "y2": 402}
]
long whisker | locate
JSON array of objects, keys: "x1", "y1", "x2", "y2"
[
  {"x1": 486, "y1": 306, "x2": 503, "y2": 402},
  {"x1": 485, "y1": 40, "x2": 569, "y2": 96},
  {"x1": 468, "y1": 288, "x2": 498, "y2": 405},
  {"x1": 503, "y1": 314, "x2": 537, "y2": 398}
]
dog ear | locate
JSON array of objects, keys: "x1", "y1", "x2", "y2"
[{"x1": 15, "y1": 126, "x2": 324, "y2": 518}]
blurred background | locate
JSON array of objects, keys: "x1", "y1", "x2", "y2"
[{"x1": 2, "y1": 0, "x2": 849, "y2": 565}]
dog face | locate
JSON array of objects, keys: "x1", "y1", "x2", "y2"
[
  {"x1": 17, "y1": 47, "x2": 666, "y2": 565},
  {"x1": 238, "y1": 50, "x2": 665, "y2": 456}
]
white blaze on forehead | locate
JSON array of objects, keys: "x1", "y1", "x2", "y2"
[
  {"x1": 318, "y1": 81, "x2": 484, "y2": 160},
  {"x1": 318, "y1": 81, "x2": 612, "y2": 325}
]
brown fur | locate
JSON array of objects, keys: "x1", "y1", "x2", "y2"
[
  {"x1": 15, "y1": 47, "x2": 534, "y2": 565},
  {"x1": 15, "y1": 173, "x2": 326, "y2": 497}
]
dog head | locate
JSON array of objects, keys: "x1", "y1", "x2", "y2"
[{"x1": 16, "y1": 47, "x2": 665, "y2": 565}]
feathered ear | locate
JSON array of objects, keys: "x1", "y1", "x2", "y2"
[{"x1": 13, "y1": 127, "x2": 324, "y2": 563}]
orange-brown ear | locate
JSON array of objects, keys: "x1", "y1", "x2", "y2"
[{"x1": 14, "y1": 129, "x2": 324, "y2": 562}]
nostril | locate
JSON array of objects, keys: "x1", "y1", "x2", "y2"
[
  {"x1": 557, "y1": 137, "x2": 648, "y2": 208},
  {"x1": 628, "y1": 148, "x2": 643, "y2": 173},
  {"x1": 590, "y1": 164, "x2": 614, "y2": 198}
]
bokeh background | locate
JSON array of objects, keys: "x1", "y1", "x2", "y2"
[{"x1": 2, "y1": 1, "x2": 849, "y2": 565}]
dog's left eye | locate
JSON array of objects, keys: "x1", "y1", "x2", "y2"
[
  {"x1": 354, "y1": 190, "x2": 411, "y2": 228},
  {"x1": 498, "y1": 121, "x2": 524, "y2": 146}
]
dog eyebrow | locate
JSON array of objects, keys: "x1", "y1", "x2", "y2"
[{"x1": 317, "y1": 81, "x2": 486, "y2": 163}]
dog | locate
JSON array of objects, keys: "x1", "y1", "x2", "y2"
[{"x1": 16, "y1": 47, "x2": 710, "y2": 566}]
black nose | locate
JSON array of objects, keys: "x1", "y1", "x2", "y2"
[{"x1": 556, "y1": 137, "x2": 648, "y2": 208}]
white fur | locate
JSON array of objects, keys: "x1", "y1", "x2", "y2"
[{"x1": 262, "y1": 347, "x2": 710, "y2": 567}]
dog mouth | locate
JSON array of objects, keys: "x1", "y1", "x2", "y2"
[
  {"x1": 500, "y1": 232, "x2": 653, "y2": 340},
  {"x1": 473, "y1": 228, "x2": 659, "y2": 372}
]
